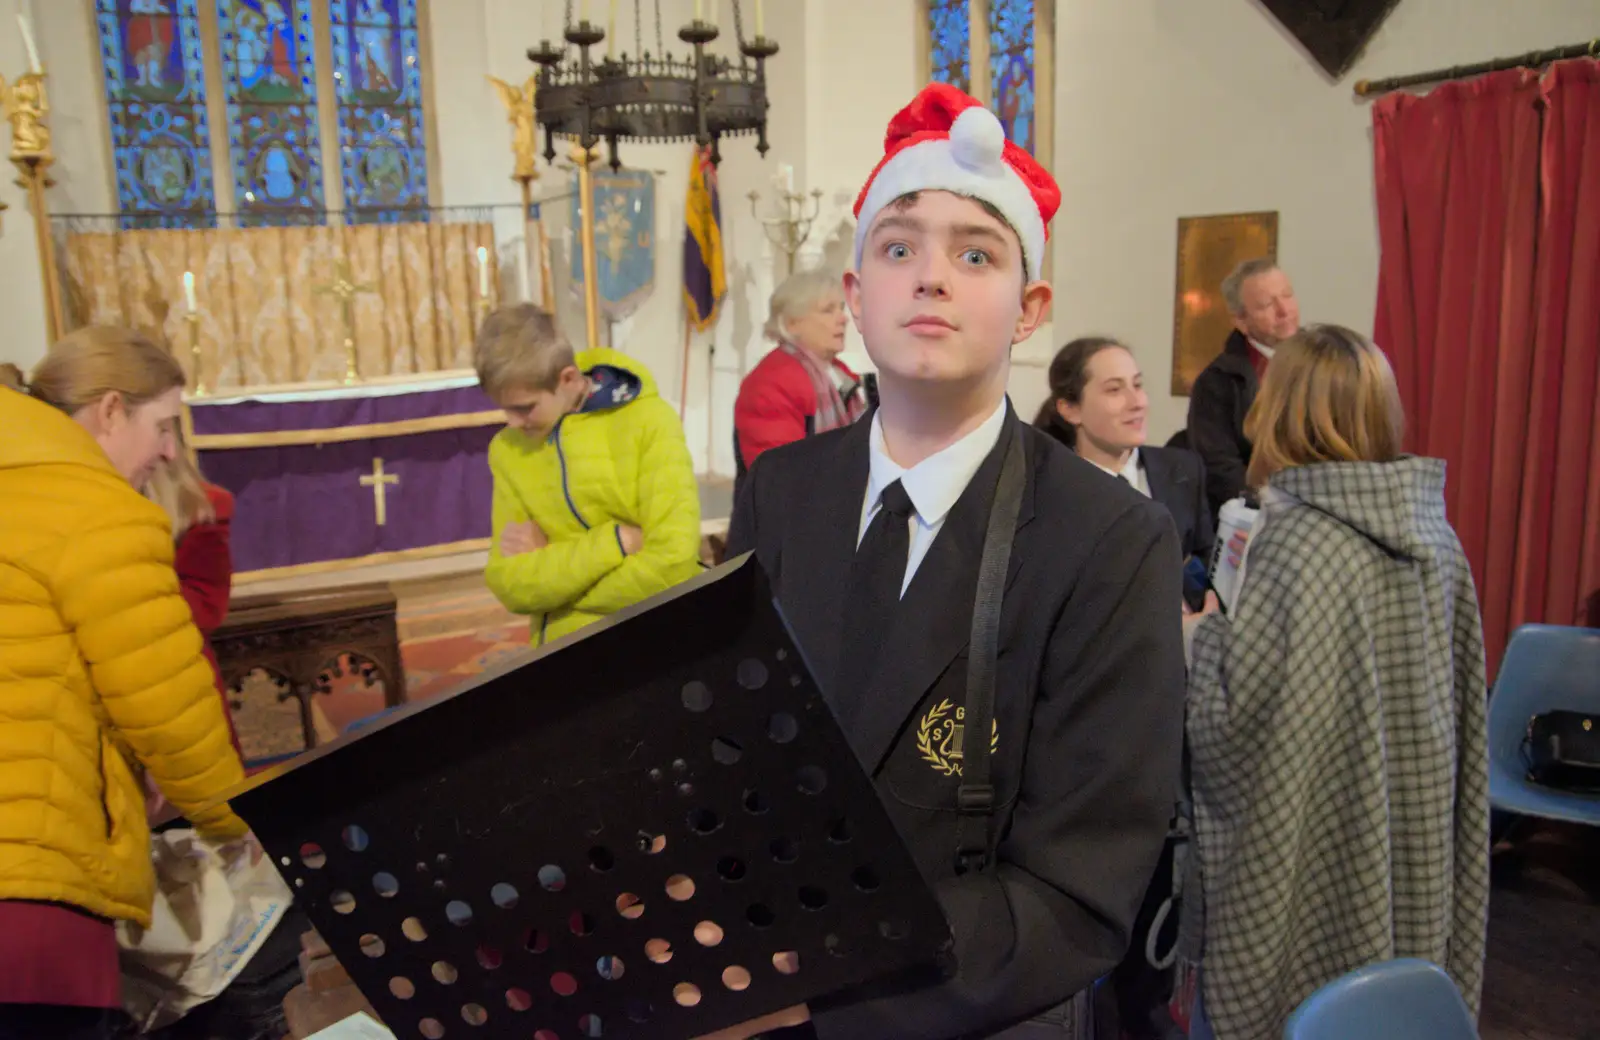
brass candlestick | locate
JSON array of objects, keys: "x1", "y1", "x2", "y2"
[
  {"x1": 1, "y1": 68, "x2": 65, "y2": 343},
  {"x1": 749, "y1": 179, "x2": 824, "y2": 276},
  {"x1": 185, "y1": 311, "x2": 206, "y2": 396},
  {"x1": 573, "y1": 141, "x2": 602, "y2": 350},
  {"x1": 315, "y1": 260, "x2": 376, "y2": 384}
]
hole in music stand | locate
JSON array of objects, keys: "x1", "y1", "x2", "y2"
[
  {"x1": 681, "y1": 680, "x2": 713, "y2": 712},
  {"x1": 538, "y1": 864, "x2": 567, "y2": 891},
  {"x1": 736, "y1": 659, "x2": 769, "y2": 689},
  {"x1": 490, "y1": 882, "x2": 519, "y2": 909},
  {"x1": 716, "y1": 855, "x2": 747, "y2": 882},
  {"x1": 673, "y1": 982, "x2": 702, "y2": 1007},
  {"x1": 722, "y1": 965, "x2": 752, "y2": 991},
  {"x1": 711, "y1": 736, "x2": 744, "y2": 765},
  {"x1": 746, "y1": 903, "x2": 776, "y2": 928},
  {"x1": 389, "y1": 977, "x2": 415, "y2": 999},
  {"x1": 768, "y1": 712, "x2": 799, "y2": 744},
  {"x1": 299, "y1": 843, "x2": 326, "y2": 869},
  {"x1": 615, "y1": 892, "x2": 644, "y2": 919},
  {"x1": 341, "y1": 825, "x2": 369, "y2": 852}
]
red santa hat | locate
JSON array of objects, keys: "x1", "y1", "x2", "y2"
[{"x1": 852, "y1": 83, "x2": 1060, "y2": 282}]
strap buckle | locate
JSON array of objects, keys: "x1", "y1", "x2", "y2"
[{"x1": 957, "y1": 783, "x2": 994, "y2": 814}]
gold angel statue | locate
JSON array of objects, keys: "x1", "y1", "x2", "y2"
[
  {"x1": 0, "y1": 71, "x2": 52, "y2": 162},
  {"x1": 487, "y1": 75, "x2": 539, "y2": 180}
]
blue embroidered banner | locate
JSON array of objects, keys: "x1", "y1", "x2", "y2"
[{"x1": 572, "y1": 169, "x2": 657, "y2": 321}]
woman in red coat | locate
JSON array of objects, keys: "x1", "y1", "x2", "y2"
[
  {"x1": 734, "y1": 268, "x2": 868, "y2": 493},
  {"x1": 146, "y1": 435, "x2": 242, "y2": 759}
]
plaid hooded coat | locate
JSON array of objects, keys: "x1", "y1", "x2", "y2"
[{"x1": 1179, "y1": 457, "x2": 1491, "y2": 1039}]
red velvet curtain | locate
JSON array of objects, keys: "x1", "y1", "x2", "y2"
[{"x1": 1374, "y1": 60, "x2": 1600, "y2": 675}]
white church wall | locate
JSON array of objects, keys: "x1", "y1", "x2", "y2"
[{"x1": 1050, "y1": 0, "x2": 1600, "y2": 446}]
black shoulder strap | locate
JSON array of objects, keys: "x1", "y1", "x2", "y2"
[{"x1": 954, "y1": 425, "x2": 1026, "y2": 874}]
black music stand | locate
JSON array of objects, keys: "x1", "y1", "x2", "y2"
[{"x1": 228, "y1": 556, "x2": 952, "y2": 1040}]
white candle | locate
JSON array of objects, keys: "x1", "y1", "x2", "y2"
[
  {"x1": 755, "y1": 0, "x2": 764, "y2": 37},
  {"x1": 516, "y1": 239, "x2": 531, "y2": 302},
  {"x1": 477, "y1": 246, "x2": 489, "y2": 298},
  {"x1": 694, "y1": 0, "x2": 703, "y2": 20},
  {"x1": 182, "y1": 271, "x2": 197, "y2": 313},
  {"x1": 17, "y1": 13, "x2": 41, "y2": 74},
  {"x1": 782, "y1": 163, "x2": 794, "y2": 194}
]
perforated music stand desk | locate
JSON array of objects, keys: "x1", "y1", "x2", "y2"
[{"x1": 228, "y1": 556, "x2": 952, "y2": 1040}]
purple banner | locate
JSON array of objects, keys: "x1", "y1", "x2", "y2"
[{"x1": 190, "y1": 384, "x2": 497, "y2": 437}]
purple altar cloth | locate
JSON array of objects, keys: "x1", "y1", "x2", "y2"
[
  {"x1": 192, "y1": 383, "x2": 500, "y2": 573},
  {"x1": 189, "y1": 384, "x2": 496, "y2": 436}
]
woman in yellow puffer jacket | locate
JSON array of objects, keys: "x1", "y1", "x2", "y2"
[{"x1": 0, "y1": 327, "x2": 248, "y2": 1038}]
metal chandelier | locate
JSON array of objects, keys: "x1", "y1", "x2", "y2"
[{"x1": 529, "y1": 0, "x2": 779, "y2": 171}]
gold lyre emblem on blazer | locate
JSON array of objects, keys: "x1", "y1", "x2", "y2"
[{"x1": 916, "y1": 698, "x2": 999, "y2": 777}]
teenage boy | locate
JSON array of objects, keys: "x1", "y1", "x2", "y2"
[
  {"x1": 727, "y1": 84, "x2": 1185, "y2": 1039},
  {"x1": 475, "y1": 304, "x2": 702, "y2": 645}
]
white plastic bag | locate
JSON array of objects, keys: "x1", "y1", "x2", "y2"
[{"x1": 117, "y1": 829, "x2": 294, "y2": 1031}]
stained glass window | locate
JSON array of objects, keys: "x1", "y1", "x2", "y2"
[
  {"x1": 216, "y1": 0, "x2": 325, "y2": 221},
  {"x1": 95, "y1": 0, "x2": 216, "y2": 228},
  {"x1": 928, "y1": 0, "x2": 970, "y2": 94},
  {"x1": 331, "y1": 0, "x2": 430, "y2": 221},
  {"x1": 988, "y1": 0, "x2": 1035, "y2": 154}
]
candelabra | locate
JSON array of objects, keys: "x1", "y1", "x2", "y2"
[{"x1": 749, "y1": 179, "x2": 824, "y2": 276}]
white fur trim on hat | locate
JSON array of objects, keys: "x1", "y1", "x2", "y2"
[{"x1": 852, "y1": 106, "x2": 1046, "y2": 281}]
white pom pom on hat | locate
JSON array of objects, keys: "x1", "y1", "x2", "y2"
[{"x1": 851, "y1": 82, "x2": 1061, "y2": 282}]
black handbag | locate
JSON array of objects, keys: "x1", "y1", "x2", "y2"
[{"x1": 1522, "y1": 710, "x2": 1600, "y2": 793}]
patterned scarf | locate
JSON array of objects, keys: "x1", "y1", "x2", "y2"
[{"x1": 779, "y1": 342, "x2": 866, "y2": 433}]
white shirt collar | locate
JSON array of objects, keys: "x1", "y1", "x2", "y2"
[
  {"x1": 1249, "y1": 338, "x2": 1275, "y2": 358},
  {"x1": 866, "y1": 397, "x2": 1009, "y2": 527},
  {"x1": 1087, "y1": 447, "x2": 1142, "y2": 484}
]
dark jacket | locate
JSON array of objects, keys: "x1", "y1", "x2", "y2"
[
  {"x1": 1186, "y1": 330, "x2": 1259, "y2": 520},
  {"x1": 1141, "y1": 445, "x2": 1214, "y2": 565},
  {"x1": 727, "y1": 409, "x2": 1185, "y2": 1039}
]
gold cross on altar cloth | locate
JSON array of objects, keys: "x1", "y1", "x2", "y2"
[{"x1": 360, "y1": 457, "x2": 399, "y2": 526}]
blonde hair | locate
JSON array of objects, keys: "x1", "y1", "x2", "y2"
[
  {"x1": 1244, "y1": 323, "x2": 1405, "y2": 488},
  {"x1": 144, "y1": 423, "x2": 216, "y2": 540},
  {"x1": 28, "y1": 325, "x2": 186, "y2": 416},
  {"x1": 763, "y1": 267, "x2": 843, "y2": 342},
  {"x1": 0, "y1": 362, "x2": 24, "y2": 391},
  {"x1": 473, "y1": 304, "x2": 575, "y2": 397}
]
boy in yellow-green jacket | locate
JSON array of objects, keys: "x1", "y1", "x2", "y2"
[{"x1": 474, "y1": 305, "x2": 702, "y2": 644}]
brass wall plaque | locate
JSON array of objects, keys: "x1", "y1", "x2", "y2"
[{"x1": 1170, "y1": 211, "x2": 1279, "y2": 397}]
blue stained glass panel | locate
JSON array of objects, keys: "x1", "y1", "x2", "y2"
[
  {"x1": 331, "y1": 0, "x2": 429, "y2": 222},
  {"x1": 217, "y1": 0, "x2": 325, "y2": 221},
  {"x1": 988, "y1": 0, "x2": 1035, "y2": 154},
  {"x1": 95, "y1": 0, "x2": 216, "y2": 227},
  {"x1": 928, "y1": 0, "x2": 969, "y2": 93}
]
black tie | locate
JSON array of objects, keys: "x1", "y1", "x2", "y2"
[{"x1": 834, "y1": 480, "x2": 916, "y2": 718}]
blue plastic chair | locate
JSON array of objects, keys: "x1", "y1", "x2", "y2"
[
  {"x1": 1487, "y1": 623, "x2": 1600, "y2": 827},
  {"x1": 1284, "y1": 959, "x2": 1476, "y2": 1040}
]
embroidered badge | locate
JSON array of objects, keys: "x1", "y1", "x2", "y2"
[{"x1": 916, "y1": 698, "x2": 999, "y2": 777}]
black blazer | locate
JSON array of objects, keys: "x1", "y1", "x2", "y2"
[
  {"x1": 1141, "y1": 445, "x2": 1214, "y2": 566},
  {"x1": 1186, "y1": 329, "x2": 1259, "y2": 521},
  {"x1": 727, "y1": 410, "x2": 1185, "y2": 1039}
]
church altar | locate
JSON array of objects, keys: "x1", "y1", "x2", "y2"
[{"x1": 187, "y1": 372, "x2": 501, "y2": 578}]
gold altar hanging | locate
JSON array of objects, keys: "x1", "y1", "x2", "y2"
[{"x1": 62, "y1": 221, "x2": 499, "y2": 389}]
